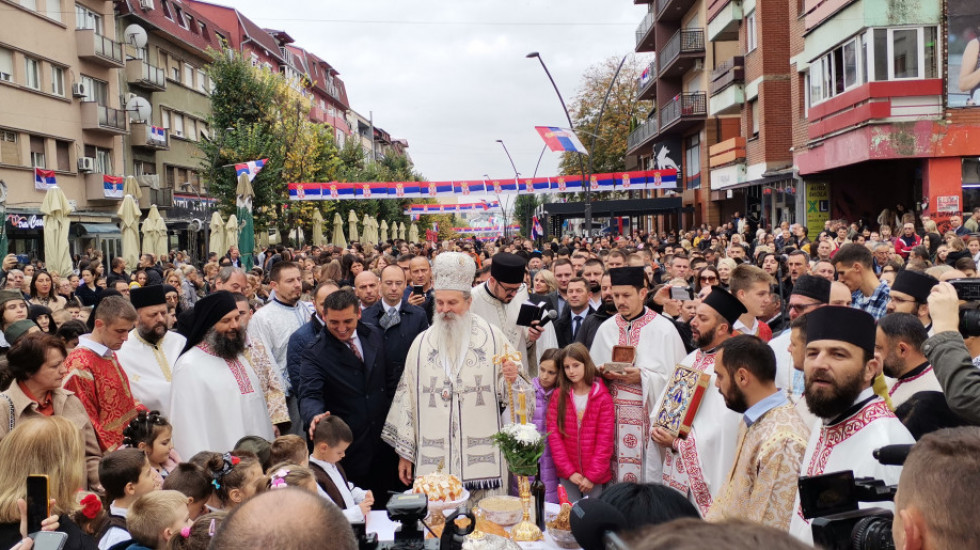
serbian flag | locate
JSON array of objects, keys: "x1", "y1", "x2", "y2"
[
  {"x1": 534, "y1": 126, "x2": 589, "y2": 154},
  {"x1": 589, "y1": 172, "x2": 616, "y2": 190},
  {"x1": 454, "y1": 180, "x2": 485, "y2": 196},
  {"x1": 289, "y1": 183, "x2": 324, "y2": 200},
  {"x1": 149, "y1": 126, "x2": 167, "y2": 144},
  {"x1": 34, "y1": 168, "x2": 56, "y2": 191},
  {"x1": 488, "y1": 179, "x2": 519, "y2": 194},
  {"x1": 103, "y1": 175, "x2": 124, "y2": 198},
  {"x1": 521, "y1": 177, "x2": 552, "y2": 193},
  {"x1": 388, "y1": 181, "x2": 421, "y2": 198},
  {"x1": 552, "y1": 174, "x2": 583, "y2": 193},
  {"x1": 531, "y1": 216, "x2": 544, "y2": 240},
  {"x1": 644, "y1": 168, "x2": 679, "y2": 189},
  {"x1": 355, "y1": 182, "x2": 388, "y2": 199},
  {"x1": 234, "y1": 158, "x2": 267, "y2": 182},
  {"x1": 422, "y1": 181, "x2": 453, "y2": 198},
  {"x1": 324, "y1": 182, "x2": 355, "y2": 199}
]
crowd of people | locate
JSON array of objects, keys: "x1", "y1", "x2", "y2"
[{"x1": 0, "y1": 210, "x2": 979, "y2": 550}]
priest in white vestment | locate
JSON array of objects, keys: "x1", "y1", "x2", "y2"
[
  {"x1": 770, "y1": 275, "x2": 831, "y2": 401},
  {"x1": 651, "y1": 287, "x2": 746, "y2": 516},
  {"x1": 789, "y1": 307, "x2": 914, "y2": 545},
  {"x1": 469, "y1": 252, "x2": 550, "y2": 377},
  {"x1": 117, "y1": 285, "x2": 186, "y2": 416},
  {"x1": 590, "y1": 266, "x2": 686, "y2": 484},
  {"x1": 170, "y1": 291, "x2": 275, "y2": 458},
  {"x1": 382, "y1": 252, "x2": 528, "y2": 498}
]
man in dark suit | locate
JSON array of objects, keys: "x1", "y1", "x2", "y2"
[
  {"x1": 361, "y1": 265, "x2": 429, "y2": 386},
  {"x1": 286, "y1": 281, "x2": 339, "y2": 401},
  {"x1": 298, "y1": 288, "x2": 399, "y2": 506},
  {"x1": 554, "y1": 277, "x2": 595, "y2": 348},
  {"x1": 576, "y1": 272, "x2": 616, "y2": 349}
]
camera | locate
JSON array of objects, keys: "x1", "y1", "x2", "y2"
[
  {"x1": 797, "y1": 445, "x2": 911, "y2": 550},
  {"x1": 950, "y1": 278, "x2": 980, "y2": 302},
  {"x1": 355, "y1": 493, "x2": 474, "y2": 550},
  {"x1": 958, "y1": 301, "x2": 980, "y2": 338}
]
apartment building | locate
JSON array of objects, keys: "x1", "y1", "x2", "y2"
[
  {"x1": 1, "y1": 0, "x2": 129, "y2": 258},
  {"x1": 283, "y1": 44, "x2": 352, "y2": 144}
]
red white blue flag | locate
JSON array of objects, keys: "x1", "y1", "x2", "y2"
[
  {"x1": 103, "y1": 175, "x2": 124, "y2": 198},
  {"x1": 34, "y1": 168, "x2": 56, "y2": 191},
  {"x1": 531, "y1": 216, "x2": 544, "y2": 240},
  {"x1": 534, "y1": 126, "x2": 589, "y2": 155},
  {"x1": 235, "y1": 158, "x2": 267, "y2": 182}
]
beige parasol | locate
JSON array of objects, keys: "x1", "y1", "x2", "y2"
[
  {"x1": 332, "y1": 212, "x2": 347, "y2": 248},
  {"x1": 40, "y1": 186, "x2": 73, "y2": 278}
]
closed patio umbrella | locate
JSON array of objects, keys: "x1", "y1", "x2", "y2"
[
  {"x1": 348, "y1": 210, "x2": 359, "y2": 243},
  {"x1": 224, "y1": 214, "x2": 239, "y2": 255},
  {"x1": 312, "y1": 209, "x2": 325, "y2": 247},
  {"x1": 209, "y1": 212, "x2": 225, "y2": 257},
  {"x1": 332, "y1": 212, "x2": 347, "y2": 248},
  {"x1": 398, "y1": 222, "x2": 406, "y2": 241},
  {"x1": 409, "y1": 222, "x2": 419, "y2": 243},
  {"x1": 235, "y1": 173, "x2": 255, "y2": 270},
  {"x1": 380, "y1": 219, "x2": 389, "y2": 243},
  {"x1": 40, "y1": 186, "x2": 72, "y2": 278},
  {"x1": 118, "y1": 194, "x2": 142, "y2": 271}
]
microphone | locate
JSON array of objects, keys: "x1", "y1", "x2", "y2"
[
  {"x1": 536, "y1": 308, "x2": 559, "y2": 328},
  {"x1": 569, "y1": 498, "x2": 627, "y2": 550},
  {"x1": 873, "y1": 444, "x2": 913, "y2": 466}
]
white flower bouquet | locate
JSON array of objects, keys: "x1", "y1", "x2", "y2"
[{"x1": 492, "y1": 423, "x2": 546, "y2": 476}]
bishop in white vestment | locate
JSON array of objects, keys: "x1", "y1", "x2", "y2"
[{"x1": 117, "y1": 285, "x2": 187, "y2": 416}]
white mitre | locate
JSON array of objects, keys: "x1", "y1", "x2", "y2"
[{"x1": 433, "y1": 252, "x2": 476, "y2": 292}]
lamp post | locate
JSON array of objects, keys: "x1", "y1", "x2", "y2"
[
  {"x1": 495, "y1": 139, "x2": 521, "y2": 239},
  {"x1": 526, "y1": 52, "x2": 591, "y2": 236}
]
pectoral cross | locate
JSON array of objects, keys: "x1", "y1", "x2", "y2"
[{"x1": 423, "y1": 376, "x2": 452, "y2": 408}]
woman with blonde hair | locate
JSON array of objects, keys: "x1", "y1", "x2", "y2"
[
  {"x1": 716, "y1": 258, "x2": 737, "y2": 291},
  {"x1": 533, "y1": 269, "x2": 559, "y2": 295},
  {"x1": 0, "y1": 416, "x2": 90, "y2": 549}
]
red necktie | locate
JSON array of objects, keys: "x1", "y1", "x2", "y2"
[{"x1": 347, "y1": 339, "x2": 363, "y2": 362}]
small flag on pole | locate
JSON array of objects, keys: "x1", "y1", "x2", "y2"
[
  {"x1": 234, "y1": 158, "x2": 268, "y2": 182},
  {"x1": 534, "y1": 126, "x2": 589, "y2": 154},
  {"x1": 531, "y1": 216, "x2": 544, "y2": 240},
  {"x1": 102, "y1": 175, "x2": 124, "y2": 198},
  {"x1": 34, "y1": 168, "x2": 56, "y2": 191}
]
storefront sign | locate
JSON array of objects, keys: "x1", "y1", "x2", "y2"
[
  {"x1": 710, "y1": 164, "x2": 747, "y2": 190},
  {"x1": 937, "y1": 195, "x2": 961, "y2": 213},
  {"x1": 805, "y1": 182, "x2": 830, "y2": 239},
  {"x1": 7, "y1": 214, "x2": 44, "y2": 230}
]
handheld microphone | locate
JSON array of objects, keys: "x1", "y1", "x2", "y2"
[
  {"x1": 873, "y1": 444, "x2": 913, "y2": 466},
  {"x1": 536, "y1": 308, "x2": 559, "y2": 328},
  {"x1": 569, "y1": 498, "x2": 627, "y2": 550}
]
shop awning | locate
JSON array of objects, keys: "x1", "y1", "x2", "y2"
[{"x1": 73, "y1": 222, "x2": 120, "y2": 236}]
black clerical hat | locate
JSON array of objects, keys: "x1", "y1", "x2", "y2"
[
  {"x1": 891, "y1": 270, "x2": 938, "y2": 303},
  {"x1": 609, "y1": 267, "x2": 648, "y2": 289},
  {"x1": 130, "y1": 285, "x2": 167, "y2": 310},
  {"x1": 702, "y1": 287, "x2": 747, "y2": 326},
  {"x1": 179, "y1": 291, "x2": 238, "y2": 355},
  {"x1": 791, "y1": 275, "x2": 831, "y2": 303},
  {"x1": 805, "y1": 306, "x2": 876, "y2": 354},
  {"x1": 490, "y1": 253, "x2": 527, "y2": 284}
]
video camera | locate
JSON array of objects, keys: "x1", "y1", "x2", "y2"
[
  {"x1": 797, "y1": 444, "x2": 912, "y2": 550},
  {"x1": 354, "y1": 493, "x2": 474, "y2": 550}
]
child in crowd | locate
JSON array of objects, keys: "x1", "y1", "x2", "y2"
[
  {"x1": 268, "y1": 435, "x2": 309, "y2": 468},
  {"x1": 546, "y1": 343, "x2": 614, "y2": 502},
  {"x1": 123, "y1": 490, "x2": 192, "y2": 550},
  {"x1": 165, "y1": 512, "x2": 225, "y2": 550},
  {"x1": 307, "y1": 416, "x2": 374, "y2": 523},
  {"x1": 201, "y1": 451, "x2": 265, "y2": 511},
  {"x1": 533, "y1": 348, "x2": 560, "y2": 503},
  {"x1": 266, "y1": 463, "x2": 318, "y2": 493},
  {"x1": 233, "y1": 435, "x2": 272, "y2": 472},
  {"x1": 28, "y1": 305, "x2": 55, "y2": 334},
  {"x1": 56, "y1": 319, "x2": 88, "y2": 352},
  {"x1": 72, "y1": 491, "x2": 106, "y2": 538},
  {"x1": 161, "y1": 464, "x2": 214, "y2": 520},
  {"x1": 97, "y1": 448, "x2": 163, "y2": 550},
  {"x1": 123, "y1": 411, "x2": 180, "y2": 479}
]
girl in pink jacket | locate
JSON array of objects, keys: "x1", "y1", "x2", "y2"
[{"x1": 546, "y1": 343, "x2": 615, "y2": 501}]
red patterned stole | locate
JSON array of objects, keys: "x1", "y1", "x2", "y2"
[
  {"x1": 665, "y1": 350, "x2": 716, "y2": 515},
  {"x1": 888, "y1": 366, "x2": 934, "y2": 396},
  {"x1": 610, "y1": 309, "x2": 657, "y2": 483},
  {"x1": 197, "y1": 343, "x2": 255, "y2": 395},
  {"x1": 63, "y1": 347, "x2": 141, "y2": 452}
]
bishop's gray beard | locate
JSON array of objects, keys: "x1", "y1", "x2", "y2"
[
  {"x1": 205, "y1": 326, "x2": 246, "y2": 360},
  {"x1": 432, "y1": 310, "x2": 473, "y2": 367}
]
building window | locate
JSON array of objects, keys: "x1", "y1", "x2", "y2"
[
  {"x1": 80, "y1": 75, "x2": 107, "y2": 104},
  {"x1": 0, "y1": 48, "x2": 12, "y2": 82},
  {"x1": 29, "y1": 136, "x2": 45, "y2": 168},
  {"x1": 171, "y1": 112, "x2": 184, "y2": 137},
  {"x1": 0, "y1": 131, "x2": 19, "y2": 165},
  {"x1": 185, "y1": 118, "x2": 196, "y2": 141},
  {"x1": 84, "y1": 145, "x2": 111, "y2": 174},
  {"x1": 174, "y1": 6, "x2": 188, "y2": 29},
  {"x1": 20, "y1": 0, "x2": 37, "y2": 11},
  {"x1": 133, "y1": 160, "x2": 155, "y2": 176},
  {"x1": 75, "y1": 4, "x2": 103, "y2": 33},
  {"x1": 808, "y1": 35, "x2": 865, "y2": 106},
  {"x1": 869, "y1": 27, "x2": 938, "y2": 82},
  {"x1": 746, "y1": 11, "x2": 757, "y2": 53},
  {"x1": 750, "y1": 99, "x2": 760, "y2": 136},
  {"x1": 161, "y1": 108, "x2": 170, "y2": 130},
  {"x1": 685, "y1": 133, "x2": 700, "y2": 189},
  {"x1": 197, "y1": 69, "x2": 208, "y2": 94},
  {"x1": 25, "y1": 57, "x2": 40, "y2": 90},
  {"x1": 46, "y1": 0, "x2": 62, "y2": 21},
  {"x1": 183, "y1": 63, "x2": 194, "y2": 88},
  {"x1": 51, "y1": 66, "x2": 64, "y2": 96},
  {"x1": 55, "y1": 140, "x2": 70, "y2": 171},
  {"x1": 160, "y1": 0, "x2": 172, "y2": 20}
]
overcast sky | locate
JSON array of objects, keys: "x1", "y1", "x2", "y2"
[{"x1": 210, "y1": 0, "x2": 648, "y2": 182}]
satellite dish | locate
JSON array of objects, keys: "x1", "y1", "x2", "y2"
[
  {"x1": 126, "y1": 96, "x2": 152, "y2": 123},
  {"x1": 124, "y1": 25, "x2": 148, "y2": 49}
]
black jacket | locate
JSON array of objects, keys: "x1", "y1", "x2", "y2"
[
  {"x1": 360, "y1": 300, "x2": 430, "y2": 381},
  {"x1": 298, "y1": 322, "x2": 398, "y2": 486},
  {"x1": 0, "y1": 515, "x2": 96, "y2": 550},
  {"x1": 554, "y1": 306, "x2": 596, "y2": 348},
  {"x1": 575, "y1": 307, "x2": 615, "y2": 349}
]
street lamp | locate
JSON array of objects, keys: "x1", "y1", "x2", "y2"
[
  {"x1": 495, "y1": 140, "x2": 522, "y2": 239},
  {"x1": 526, "y1": 52, "x2": 591, "y2": 235}
]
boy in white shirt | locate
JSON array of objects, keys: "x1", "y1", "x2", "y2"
[{"x1": 308, "y1": 416, "x2": 374, "y2": 523}]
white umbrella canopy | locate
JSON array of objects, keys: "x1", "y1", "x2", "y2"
[
  {"x1": 40, "y1": 186, "x2": 73, "y2": 278},
  {"x1": 224, "y1": 214, "x2": 239, "y2": 255},
  {"x1": 332, "y1": 212, "x2": 347, "y2": 248},
  {"x1": 380, "y1": 220, "x2": 389, "y2": 243},
  {"x1": 348, "y1": 210, "x2": 359, "y2": 243},
  {"x1": 117, "y1": 194, "x2": 142, "y2": 271},
  {"x1": 143, "y1": 205, "x2": 168, "y2": 259},
  {"x1": 123, "y1": 176, "x2": 142, "y2": 201},
  {"x1": 312, "y1": 210, "x2": 325, "y2": 247},
  {"x1": 361, "y1": 214, "x2": 376, "y2": 248},
  {"x1": 209, "y1": 212, "x2": 225, "y2": 257},
  {"x1": 408, "y1": 222, "x2": 419, "y2": 243},
  {"x1": 398, "y1": 222, "x2": 407, "y2": 241}
]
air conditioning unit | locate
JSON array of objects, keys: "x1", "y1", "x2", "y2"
[
  {"x1": 77, "y1": 157, "x2": 95, "y2": 173},
  {"x1": 71, "y1": 82, "x2": 88, "y2": 98},
  {"x1": 139, "y1": 0, "x2": 155, "y2": 10},
  {"x1": 156, "y1": 188, "x2": 174, "y2": 207},
  {"x1": 0, "y1": 72, "x2": 11, "y2": 82}
]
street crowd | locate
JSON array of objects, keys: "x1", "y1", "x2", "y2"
[{"x1": 0, "y1": 206, "x2": 979, "y2": 550}]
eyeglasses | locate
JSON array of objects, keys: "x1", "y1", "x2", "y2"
[
  {"x1": 882, "y1": 268, "x2": 896, "y2": 274},
  {"x1": 700, "y1": 276, "x2": 718, "y2": 283},
  {"x1": 788, "y1": 303, "x2": 820, "y2": 314},
  {"x1": 888, "y1": 295, "x2": 917, "y2": 305}
]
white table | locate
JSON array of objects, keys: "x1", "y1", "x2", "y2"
[{"x1": 366, "y1": 503, "x2": 579, "y2": 550}]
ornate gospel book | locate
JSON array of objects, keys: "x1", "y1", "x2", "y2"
[{"x1": 652, "y1": 364, "x2": 712, "y2": 438}]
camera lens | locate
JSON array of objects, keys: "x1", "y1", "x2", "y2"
[{"x1": 851, "y1": 516, "x2": 895, "y2": 550}]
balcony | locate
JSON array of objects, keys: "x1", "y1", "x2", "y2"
[
  {"x1": 130, "y1": 122, "x2": 169, "y2": 150},
  {"x1": 710, "y1": 57, "x2": 745, "y2": 115},
  {"x1": 84, "y1": 173, "x2": 122, "y2": 202},
  {"x1": 81, "y1": 102, "x2": 127, "y2": 135},
  {"x1": 656, "y1": 0, "x2": 699, "y2": 24},
  {"x1": 125, "y1": 59, "x2": 166, "y2": 91},
  {"x1": 658, "y1": 29, "x2": 705, "y2": 80},
  {"x1": 660, "y1": 92, "x2": 707, "y2": 131},
  {"x1": 635, "y1": 11, "x2": 656, "y2": 52},
  {"x1": 75, "y1": 29, "x2": 124, "y2": 68},
  {"x1": 707, "y1": 0, "x2": 743, "y2": 42},
  {"x1": 626, "y1": 114, "x2": 660, "y2": 154},
  {"x1": 637, "y1": 59, "x2": 658, "y2": 100},
  {"x1": 709, "y1": 137, "x2": 747, "y2": 189}
]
